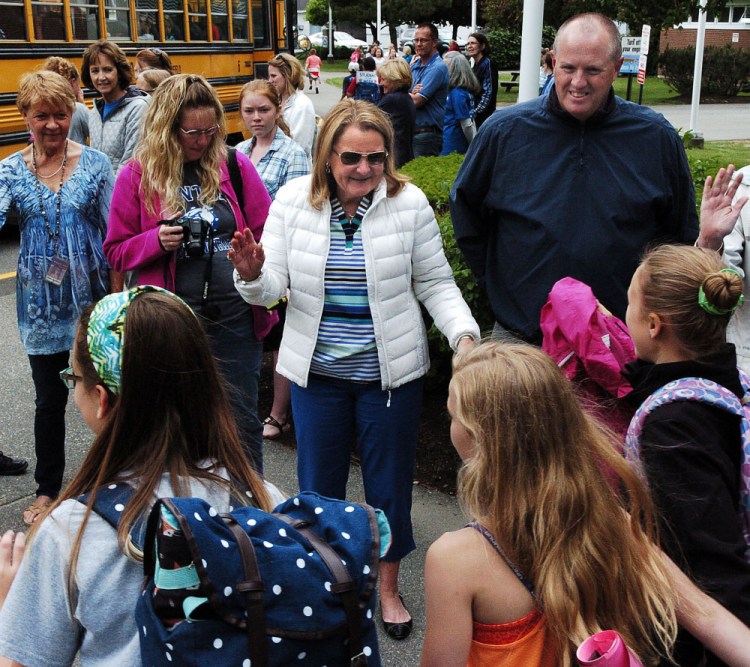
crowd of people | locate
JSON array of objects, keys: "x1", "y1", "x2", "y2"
[{"x1": 1, "y1": 14, "x2": 750, "y2": 666}]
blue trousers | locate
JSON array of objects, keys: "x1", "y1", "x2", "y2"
[
  {"x1": 291, "y1": 374, "x2": 424, "y2": 562},
  {"x1": 28, "y1": 351, "x2": 70, "y2": 498},
  {"x1": 204, "y1": 313, "x2": 264, "y2": 473}
]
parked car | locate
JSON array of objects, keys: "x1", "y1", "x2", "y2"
[
  {"x1": 399, "y1": 27, "x2": 466, "y2": 54},
  {"x1": 308, "y1": 31, "x2": 369, "y2": 52}
]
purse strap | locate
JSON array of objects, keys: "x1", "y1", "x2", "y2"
[{"x1": 227, "y1": 148, "x2": 244, "y2": 214}]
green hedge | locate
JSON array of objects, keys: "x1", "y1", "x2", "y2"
[{"x1": 660, "y1": 45, "x2": 750, "y2": 97}]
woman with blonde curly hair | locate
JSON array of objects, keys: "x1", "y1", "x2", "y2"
[
  {"x1": 104, "y1": 74, "x2": 273, "y2": 472},
  {"x1": 421, "y1": 342, "x2": 678, "y2": 666},
  {"x1": 267, "y1": 52, "x2": 316, "y2": 163},
  {"x1": 230, "y1": 98, "x2": 479, "y2": 641}
]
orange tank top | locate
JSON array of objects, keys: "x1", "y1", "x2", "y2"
[
  {"x1": 466, "y1": 523, "x2": 559, "y2": 666},
  {"x1": 468, "y1": 608, "x2": 558, "y2": 666}
]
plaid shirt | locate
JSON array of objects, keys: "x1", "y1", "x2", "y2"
[{"x1": 236, "y1": 127, "x2": 310, "y2": 200}]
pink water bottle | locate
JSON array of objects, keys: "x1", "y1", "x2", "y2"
[{"x1": 576, "y1": 630, "x2": 644, "y2": 667}]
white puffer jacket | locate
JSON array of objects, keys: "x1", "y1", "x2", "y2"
[
  {"x1": 723, "y1": 165, "x2": 750, "y2": 374},
  {"x1": 235, "y1": 175, "x2": 480, "y2": 389}
]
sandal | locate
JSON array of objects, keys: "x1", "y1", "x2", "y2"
[
  {"x1": 262, "y1": 415, "x2": 291, "y2": 440},
  {"x1": 22, "y1": 495, "x2": 53, "y2": 526}
]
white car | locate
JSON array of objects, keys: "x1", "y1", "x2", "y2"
[{"x1": 308, "y1": 31, "x2": 369, "y2": 52}]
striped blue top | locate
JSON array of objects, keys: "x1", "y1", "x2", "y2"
[{"x1": 309, "y1": 195, "x2": 380, "y2": 382}]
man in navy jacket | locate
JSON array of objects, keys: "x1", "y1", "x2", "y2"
[{"x1": 451, "y1": 13, "x2": 698, "y2": 344}]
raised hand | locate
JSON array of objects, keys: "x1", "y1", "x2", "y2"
[
  {"x1": 228, "y1": 228, "x2": 265, "y2": 282},
  {"x1": 698, "y1": 165, "x2": 748, "y2": 251}
]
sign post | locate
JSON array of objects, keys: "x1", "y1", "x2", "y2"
[
  {"x1": 637, "y1": 25, "x2": 651, "y2": 104},
  {"x1": 620, "y1": 36, "x2": 640, "y2": 101}
]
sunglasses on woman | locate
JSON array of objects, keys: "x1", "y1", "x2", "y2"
[
  {"x1": 179, "y1": 125, "x2": 219, "y2": 137},
  {"x1": 333, "y1": 150, "x2": 388, "y2": 166}
]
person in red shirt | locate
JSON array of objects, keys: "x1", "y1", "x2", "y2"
[{"x1": 304, "y1": 48, "x2": 322, "y2": 94}]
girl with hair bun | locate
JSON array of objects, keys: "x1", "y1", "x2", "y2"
[{"x1": 623, "y1": 244, "x2": 750, "y2": 666}]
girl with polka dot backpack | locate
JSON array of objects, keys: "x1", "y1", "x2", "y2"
[{"x1": 0, "y1": 287, "x2": 386, "y2": 666}]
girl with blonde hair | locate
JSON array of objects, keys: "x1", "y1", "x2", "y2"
[
  {"x1": 623, "y1": 244, "x2": 750, "y2": 666},
  {"x1": 266, "y1": 52, "x2": 315, "y2": 163},
  {"x1": 421, "y1": 342, "x2": 678, "y2": 666},
  {"x1": 235, "y1": 78, "x2": 309, "y2": 440},
  {"x1": 377, "y1": 58, "x2": 415, "y2": 167},
  {"x1": 104, "y1": 74, "x2": 274, "y2": 472}
]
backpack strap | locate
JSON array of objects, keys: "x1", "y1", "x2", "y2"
[
  {"x1": 223, "y1": 513, "x2": 270, "y2": 667},
  {"x1": 624, "y1": 374, "x2": 750, "y2": 559},
  {"x1": 77, "y1": 482, "x2": 145, "y2": 550},
  {"x1": 227, "y1": 148, "x2": 245, "y2": 214},
  {"x1": 278, "y1": 513, "x2": 371, "y2": 666}
]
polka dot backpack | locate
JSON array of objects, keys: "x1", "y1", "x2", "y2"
[{"x1": 82, "y1": 488, "x2": 387, "y2": 666}]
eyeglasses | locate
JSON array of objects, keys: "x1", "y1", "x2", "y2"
[
  {"x1": 59, "y1": 367, "x2": 83, "y2": 390},
  {"x1": 413, "y1": 38, "x2": 434, "y2": 44},
  {"x1": 179, "y1": 126, "x2": 219, "y2": 137},
  {"x1": 333, "y1": 150, "x2": 388, "y2": 166}
]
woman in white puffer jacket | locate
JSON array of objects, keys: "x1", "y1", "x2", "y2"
[{"x1": 231, "y1": 99, "x2": 479, "y2": 642}]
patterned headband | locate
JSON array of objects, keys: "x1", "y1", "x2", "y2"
[{"x1": 86, "y1": 286, "x2": 193, "y2": 395}]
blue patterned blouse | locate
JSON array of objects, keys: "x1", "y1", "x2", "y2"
[{"x1": 0, "y1": 147, "x2": 114, "y2": 355}]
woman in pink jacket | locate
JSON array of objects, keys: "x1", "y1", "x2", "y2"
[{"x1": 104, "y1": 74, "x2": 272, "y2": 472}]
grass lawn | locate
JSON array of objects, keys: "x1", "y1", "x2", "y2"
[{"x1": 687, "y1": 140, "x2": 750, "y2": 166}]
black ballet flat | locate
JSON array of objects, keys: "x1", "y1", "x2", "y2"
[{"x1": 381, "y1": 594, "x2": 413, "y2": 641}]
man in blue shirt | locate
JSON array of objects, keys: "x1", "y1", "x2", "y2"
[
  {"x1": 451, "y1": 13, "x2": 698, "y2": 343},
  {"x1": 409, "y1": 23, "x2": 449, "y2": 158}
]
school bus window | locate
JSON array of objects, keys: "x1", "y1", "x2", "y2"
[
  {"x1": 164, "y1": 0, "x2": 185, "y2": 40},
  {"x1": 187, "y1": 0, "x2": 207, "y2": 39},
  {"x1": 211, "y1": 0, "x2": 227, "y2": 40},
  {"x1": 232, "y1": 0, "x2": 248, "y2": 42},
  {"x1": 71, "y1": 0, "x2": 101, "y2": 40},
  {"x1": 136, "y1": 0, "x2": 158, "y2": 41},
  {"x1": 252, "y1": 0, "x2": 270, "y2": 49},
  {"x1": 32, "y1": 0, "x2": 65, "y2": 40},
  {"x1": 0, "y1": 0, "x2": 27, "y2": 39},
  {"x1": 104, "y1": 0, "x2": 131, "y2": 40}
]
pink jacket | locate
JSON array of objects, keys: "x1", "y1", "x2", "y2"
[
  {"x1": 104, "y1": 154, "x2": 276, "y2": 338},
  {"x1": 541, "y1": 277, "x2": 635, "y2": 443}
]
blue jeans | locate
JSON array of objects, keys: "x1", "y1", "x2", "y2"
[
  {"x1": 28, "y1": 351, "x2": 70, "y2": 498},
  {"x1": 412, "y1": 131, "x2": 443, "y2": 158},
  {"x1": 291, "y1": 374, "x2": 424, "y2": 562},
  {"x1": 204, "y1": 313, "x2": 264, "y2": 473}
]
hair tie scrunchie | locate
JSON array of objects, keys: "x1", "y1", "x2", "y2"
[
  {"x1": 87, "y1": 286, "x2": 193, "y2": 395},
  {"x1": 698, "y1": 268, "x2": 745, "y2": 316}
]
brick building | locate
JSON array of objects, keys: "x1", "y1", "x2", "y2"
[{"x1": 661, "y1": 2, "x2": 750, "y2": 51}]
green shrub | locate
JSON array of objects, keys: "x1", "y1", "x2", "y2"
[
  {"x1": 402, "y1": 154, "x2": 494, "y2": 385},
  {"x1": 660, "y1": 45, "x2": 750, "y2": 97}
]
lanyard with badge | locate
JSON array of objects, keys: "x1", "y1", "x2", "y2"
[{"x1": 33, "y1": 141, "x2": 70, "y2": 286}]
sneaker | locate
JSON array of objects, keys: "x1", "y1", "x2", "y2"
[{"x1": 0, "y1": 451, "x2": 28, "y2": 475}]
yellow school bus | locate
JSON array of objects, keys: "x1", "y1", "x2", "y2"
[{"x1": 0, "y1": 0, "x2": 295, "y2": 158}]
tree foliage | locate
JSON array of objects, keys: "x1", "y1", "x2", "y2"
[{"x1": 305, "y1": 0, "x2": 329, "y2": 28}]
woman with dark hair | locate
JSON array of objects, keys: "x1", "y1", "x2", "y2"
[
  {"x1": 81, "y1": 40, "x2": 149, "y2": 174},
  {"x1": 465, "y1": 32, "x2": 497, "y2": 128},
  {"x1": 134, "y1": 46, "x2": 174, "y2": 75},
  {"x1": 104, "y1": 74, "x2": 273, "y2": 473},
  {"x1": 0, "y1": 71, "x2": 113, "y2": 526},
  {"x1": 230, "y1": 99, "x2": 479, "y2": 641},
  {"x1": 0, "y1": 287, "x2": 281, "y2": 665}
]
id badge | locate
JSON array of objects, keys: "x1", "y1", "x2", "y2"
[{"x1": 45, "y1": 256, "x2": 69, "y2": 286}]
